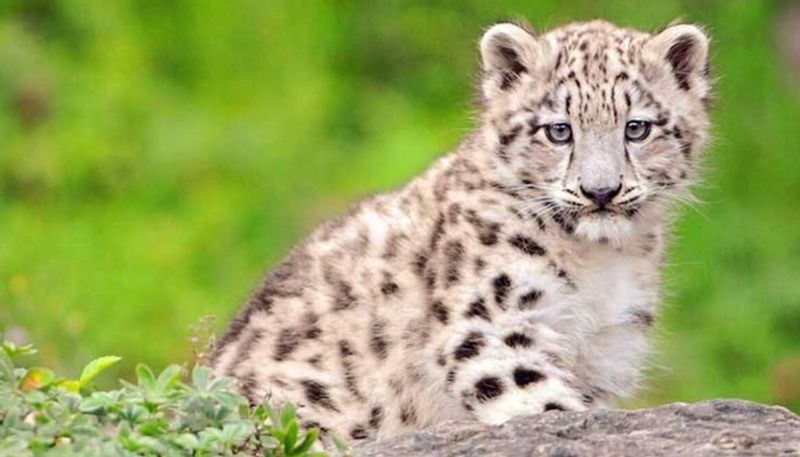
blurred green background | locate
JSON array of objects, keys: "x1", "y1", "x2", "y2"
[{"x1": 1, "y1": 0, "x2": 799, "y2": 412}]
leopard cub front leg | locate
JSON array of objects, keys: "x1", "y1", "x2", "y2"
[{"x1": 441, "y1": 311, "x2": 586, "y2": 425}]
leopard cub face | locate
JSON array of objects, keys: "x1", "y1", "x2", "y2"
[{"x1": 479, "y1": 21, "x2": 711, "y2": 245}]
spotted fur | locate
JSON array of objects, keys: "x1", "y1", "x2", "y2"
[{"x1": 212, "y1": 19, "x2": 712, "y2": 441}]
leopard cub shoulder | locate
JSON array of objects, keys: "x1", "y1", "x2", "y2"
[{"x1": 212, "y1": 19, "x2": 712, "y2": 442}]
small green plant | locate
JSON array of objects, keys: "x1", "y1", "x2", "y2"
[{"x1": 0, "y1": 337, "x2": 337, "y2": 456}]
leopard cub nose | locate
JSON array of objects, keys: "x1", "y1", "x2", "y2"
[{"x1": 580, "y1": 184, "x2": 621, "y2": 207}]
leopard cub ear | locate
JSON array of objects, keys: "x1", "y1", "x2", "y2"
[
  {"x1": 479, "y1": 23, "x2": 542, "y2": 99},
  {"x1": 646, "y1": 23, "x2": 710, "y2": 93}
]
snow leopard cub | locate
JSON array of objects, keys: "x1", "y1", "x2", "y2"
[{"x1": 212, "y1": 19, "x2": 712, "y2": 441}]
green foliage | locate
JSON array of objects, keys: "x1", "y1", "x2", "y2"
[{"x1": 0, "y1": 339, "x2": 333, "y2": 456}]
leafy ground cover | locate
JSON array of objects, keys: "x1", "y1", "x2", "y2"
[{"x1": 0, "y1": 337, "x2": 343, "y2": 456}]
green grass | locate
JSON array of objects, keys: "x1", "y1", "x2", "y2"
[{"x1": 0, "y1": 0, "x2": 798, "y2": 412}]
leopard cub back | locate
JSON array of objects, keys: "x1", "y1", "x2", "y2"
[{"x1": 212, "y1": 19, "x2": 712, "y2": 442}]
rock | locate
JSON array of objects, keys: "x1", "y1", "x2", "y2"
[{"x1": 353, "y1": 400, "x2": 800, "y2": 456}]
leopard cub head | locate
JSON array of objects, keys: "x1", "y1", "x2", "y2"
[{"x1": 478, "y1": 20, "x2": 712, "y2": 245}]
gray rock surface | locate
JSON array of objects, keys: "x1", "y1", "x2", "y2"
[{"x1": 353, "y1": 400, "x2": 800, "y2": 456}]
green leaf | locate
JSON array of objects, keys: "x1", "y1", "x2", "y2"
[
  {"x1": 79, "y1": 397, "x2": 107, "y2": 413},
  {"x1": 270, "y1": 427, "x2": 286, "y2": 442},
  {"x1": 79, "y1": 356, "x2": 121, "y2": 388},
  {"x1": 283, "y1": 421, "x2": 298, "y2": 453},
  {"x1": 19, "y1": 367, "x2": 55, "y2": 391},
  {"x1": 333, "y1": 435, "x2": 350, "y2": 452},
  {"x1": 291, "y1": 428, "x2": 318, "y2": 455},
  {"x1": 56, "y1": 379, "x2": 81, "y2": 393},
  {"x1": 267, "y1": 403, "x2": 281, "y2": 427},
  {"x1": 135, "y1": 363, "x2": 156, "y2": 390},
  {"x1": 0, "y1": 350, "x2": 14, "y2": 382},
  {"x1": 191, "y1": 365, "x2": 210, "y2": 391},
  {"x1": 138, "y1": 418, "x2": 168, "y2": 436},
  {"x1": 252, "y1": 403, "x2": 269, "y2": 422},
  {"x1": 259, "y1": 435, "x2": 280, "y2": 450},
  {"x1": 222, "y1": 421, "x2": 253, "y2": 445},
  {"x1": 281, "y1": 403, "x2": 297, "y2": 428},
  {"x1": 1, "y1": 340, "x2": 37, "y2": 359},
  {"x1": 173, "y1": 433, "x2": 199, "y2": 450},
  {"x1": 120, "y1": 404, "x2": 147, "y2": 425},
  {"x1": 155, "y1": 364, "x2": 182, "y2": 392}
]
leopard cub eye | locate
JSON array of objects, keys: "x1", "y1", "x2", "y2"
[
  {"x1": 625, "y1": 120, "x2": 652, "y2": 142},
  {"x1": 545, "y1": 123, "x2": 573, "y2": 144}
]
